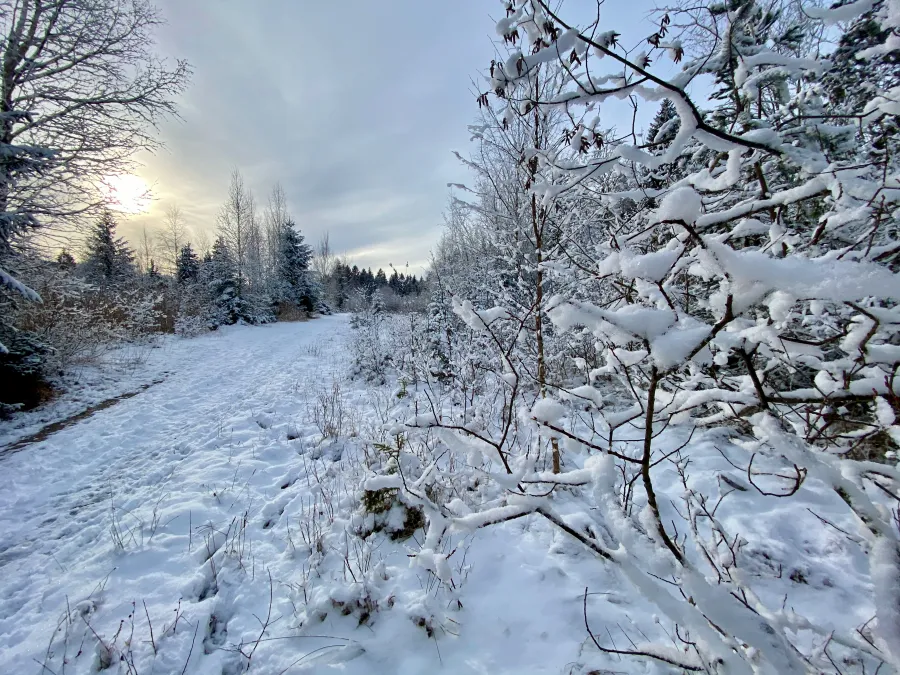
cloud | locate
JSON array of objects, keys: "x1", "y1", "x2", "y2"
[{"x1": 122, "y1": 0, "x2": 497, "y2": 274}]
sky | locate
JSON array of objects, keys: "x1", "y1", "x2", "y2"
[{"x1": 123, "y1": 0, "x2": 657, "y2": 276}]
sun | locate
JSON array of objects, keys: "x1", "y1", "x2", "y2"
[{"x1": 100, "y1": 174, "x2": 152, "y2": 215}]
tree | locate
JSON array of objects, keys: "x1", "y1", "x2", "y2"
[
  {"x1": 0, "y1": 0, "x2": 188, "y2": 371},
  {"x1": 82, "y1": 210, "x2": 135, "y2": 285},
  {"x1": 135, "y1": 225, "x2": 159, "y2": 275},
  {"x1": 264, "y1": 183, "x2": 289, "y2": 285},
  {"x1": 56, "y1": 249, "x2": 76, "y2": 271},
  {"x1": 160, "y1": 203, "x2": 189, "y2": 275},
  {"x1": 206, "y1": 236, "x2": 246, "y2": 326},
  {"x1": 146, "y1": 258, "x2": 161, "y2": 280},
  {"x1": 391, "y1": 2, "x2": 900, "y2": 673},
  {"x1": 0, "y1": 112, "x2": 50, "y2": 310},
  {"x1": 313, "y1": 231, "x2": 335, "y2": 282},
  {"x1": 217, "y1": 169, "x2": 257, "y2": 293},
  {"x1": 822, "y1": 0, "x2": 900, "y2": 168},
  {"x1": 274, "y1": 220, "x2": 315, "y2": 311},
  {"x1": 176, "y1": 243, "x2": 200, "y2": 285}
]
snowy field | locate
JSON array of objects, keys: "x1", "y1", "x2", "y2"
[{"x1": 0, "y1": 316, "x2": 880, "y2": 674}]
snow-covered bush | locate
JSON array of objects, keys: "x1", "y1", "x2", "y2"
[
  {"x1": 0, "y1": 253, "x2": 167, "y2": 411},
  {"x1": 349, "y1": 291, "x2": 393, "y2": 384},
  {"x1": 374, "y1": 1, "x2": 900, "y2": 672}
]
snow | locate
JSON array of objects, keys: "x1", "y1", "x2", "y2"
[
  {"x1": 0, "y1": 266, "x2": 41, "y2": 302},
  {"x1": 0, "y1": 336, "x2": 188, "y2": 449},
  {"x1": 0, "y1": 316, "x2": 889, "y2": 675},
  {"x1": 654, "y1": 186, "x2": 703, "y2": 224},
  {"x1": 704, "y1": 239, "x2": 900, "y2": 303},
  {"x1": 804, "y1": 0, "x2": 878, "y2": 24},
  {"x1": 0, "y1": 317, "x2": 629, "y2": 675},
  {"x1": 871, "y1": 537, "x2": 900, "y2": 666},
  {"x1": 530, "y1": 397, "x2": 567, "y2": 424},
  {"x1": 616, "y1": 245, "x2": 683, "y2": 282}
]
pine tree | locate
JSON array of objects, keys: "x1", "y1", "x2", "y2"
[
  {"x1": 56, "y1": 249, "x2": 76, "y2": 272},
  {"x1": 176, "y1": 243, "x2": 200, "y2": 285},
  {"x1": 207, "y1": 236, "x2": 249, "y2": 326},
  {"x1": 82, "y1": 210, "x2": 135, "y2": 285},
  {"x1": 275, "y1": 220, "x2": 315, "y2": 311}
]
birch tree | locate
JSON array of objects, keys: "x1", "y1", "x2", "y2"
[
  {"x1": 160, "y1": 203, "x2": 189, "y2": 275},
  {"x1": 217, "y1": 169, "x2": 255, "y2": 292}
]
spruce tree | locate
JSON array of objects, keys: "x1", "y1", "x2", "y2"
[
  {"x1": 822, "y1": 0, "x2": 900, "y2": 164},
  {"x1": 646, "y1": 98, "x2": 678, "y2": 150},
  {"x1": 83, "y1": 210, "x2": 135, "y2": 285},
  {"x1": 176, "y1": 243, "x2": 200, "y2": 285},
  {"x1": 275, "y1": 220, "x2": 315, "y2": 311},
  {"x1": 207, "y1": 236, "x2": 248, "y2": 326},
  {"x1": 56, "y1": 249, "x2": 76, "y2": 272}
]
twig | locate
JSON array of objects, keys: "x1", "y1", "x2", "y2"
[
  {"x1": 180, "y1": 622, "x2": 200, "y2": 675},
  {"x1": 143, "y1": 600, "x2": 157, "y2": 655}
]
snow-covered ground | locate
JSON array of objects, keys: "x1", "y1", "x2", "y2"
[
  {"x1": 0, "y1": 315, "x2": 878, "y2": 674},
  {"x1": 1, "y1": 334, "x2": 194, "y2": 450},
  {"x1": 0, "y1": 317, "x2": 601, "y2": 674}
]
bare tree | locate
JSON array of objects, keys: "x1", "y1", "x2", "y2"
[
  {"x1": 136, "y1": 224, "x2": 159, "y2": 275},
  {"x1": 313, "y1": 231, "x2": 335, "y2": 282},
  {"x1": 160, "y1": 203, "x2": 189, "y2": 274},
  {"x1": 217, "y1": 169, "x2": 255, "y2": 289},
  {"x1": 0, "y1": 0, "x2": 189, "y2": 350},
  {"x1": 245, "y1": 196, "x2": 265, "y2": 292},
  {"x1": 192, "y1": 228, "x2": 212, "y2": 259},
  {"x1": 0, "y1": 0, "x2": 190, "y2": 235},
  {"x1": 263, "y1": 183, "x2": 289, "y2": 286}
]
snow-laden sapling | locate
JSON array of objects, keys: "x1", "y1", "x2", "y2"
[{"x1": 359, "y1": 437, "x2": 426, "y2": 541}]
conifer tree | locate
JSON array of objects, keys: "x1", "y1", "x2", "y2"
[
  {"x1": 207, "y1": 236, "x2": 248, "y2": 326},
  {"x1": 822, "y1": 0, "x2": 900, "y2": 166},
  {"x1": 82, "y1": 210, "x2": 135, "y2": 285},
  {"x1": 274, "y1": 220, "x2": 315, "y2": 311},
  {"x1": 176, "y1": 244, "x2": 200, "y2": 285},
  {"x1": 56, "y1": 250, "x2": 76, "y2": 272}
]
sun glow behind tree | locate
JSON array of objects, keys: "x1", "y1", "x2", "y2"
[{"x1": 100, "y1": 175, "x2": 153, "y2": 215}]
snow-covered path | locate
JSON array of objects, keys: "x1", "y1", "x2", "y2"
[{"x1": 0, "y1": 316, "x2": 356, "y2": 673}]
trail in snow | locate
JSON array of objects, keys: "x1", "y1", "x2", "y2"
[
  {"x1": 0, "y1": 315, "x2": 637, "y2": 675},
  {"x1": 0, "y1": 380, "x2": 164, "y2": 458},
  {"x1": 0, "y1": 317, "x2": 353, "y2": 673}
]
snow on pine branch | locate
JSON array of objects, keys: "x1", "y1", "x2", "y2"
[{"x1": 0, "y1": 267, "x2": 41, "y2": 303}]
